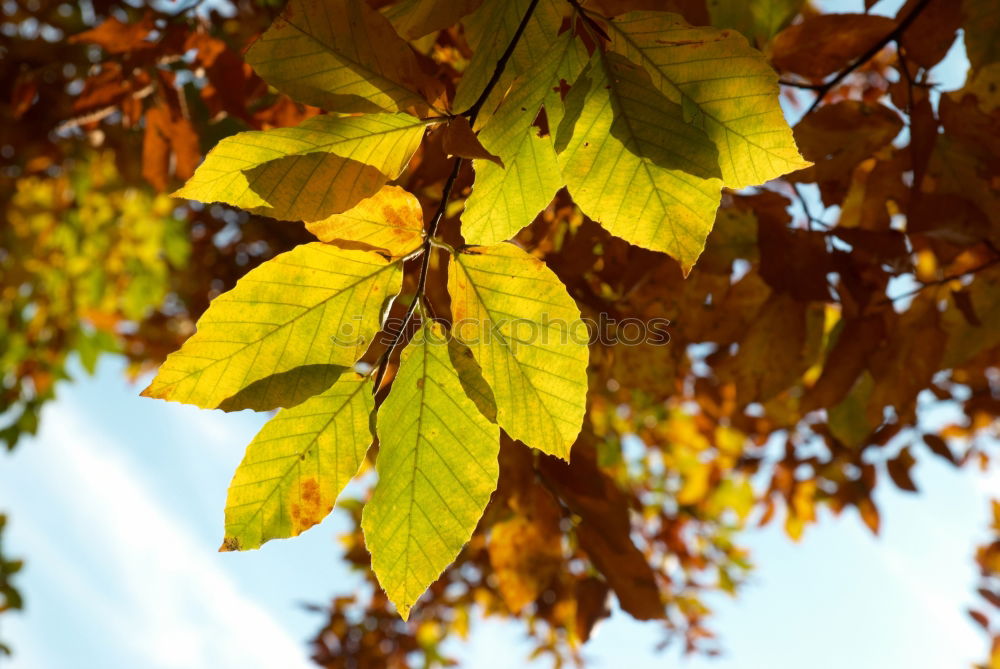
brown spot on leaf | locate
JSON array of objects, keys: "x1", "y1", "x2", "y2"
[{"x1": 288, "y1": 477, "x2": 333, "y2": 536}]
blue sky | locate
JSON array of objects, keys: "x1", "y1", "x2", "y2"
[
  {"x1": 2, "y1": 0, "x2": 995, "y2": 667},
  {"x1": 0, "y1": 356, "x2": 993, "y2": 668}
]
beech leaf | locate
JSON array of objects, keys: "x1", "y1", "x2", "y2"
[
  {"x1": 448, "y1": 243, "x2": 589, "y2": 459},
  {"x1": 142, "y1": 244, "x2": 401, "y2": 410},
  {"x1": 221, "y1": 373, "x2": 374, "y2": 551},
  {"x1": 362, "y1": 321, "x2": 500, "y2": 619}
]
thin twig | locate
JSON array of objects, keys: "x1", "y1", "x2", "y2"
[
  {"x1": 370, "y1": 0, "x2": 543, "y2": 393},
  {"x1": 804, "y1": 0, "x2": 933, "y2": 115},
  {"x1": 565, "y1": 0, "x2": 609, "y2": 41},
  {"x1": 884, "y1": 255, "x2": 1000, "y2": 304},
  {"x1": 779, "y1": 79, "x2": 824, "y2": 90}
]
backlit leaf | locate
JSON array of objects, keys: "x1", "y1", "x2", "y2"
[
  {"x1": 363, "y1": 321, "x2": 500, "y2": 619},
  {"x1": 173, "y1": 113, "x2": 425, "y2": 221},
  {"x1": 142, "y1": 244, "x2": 401, "y2": 409},
  {"x1": 382, "y1": 0, "x2": 484, "y2": 40},
  {"x1": 245, "y1": 0, "x2": 432, "y2": 114},
  {"x1": 305, "y1": 185, "x2": 425, "y2": 258},
  {"x1": 556, "y1": 51, "x2": 723, "y2": 270},
  {"x1": 462, "y1": 30, "x2": 588, "y2": 246},
  {"x1": 706, "y1": 0, "x2": 804, "y2": 45},
  {"x1": 221, "y1": 373, "x2": 374, "y2": 551},
  {"x1": 452, "y1": 0, "x2": 567, "y2": 115},
  {"x1": 605, "y1": 10, "x2": 810, "y2": 188},
  {"x1": 448, "y1": 243, "x2": 588, "y2": 459}
]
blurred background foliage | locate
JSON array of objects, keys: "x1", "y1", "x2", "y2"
[{"x1": 1, "y1": 0, "x2": 999, "y2": 666}]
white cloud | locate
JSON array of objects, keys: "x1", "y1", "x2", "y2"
[{"x1": 5, "y1": 403, "x2": 314, "y2": 669}]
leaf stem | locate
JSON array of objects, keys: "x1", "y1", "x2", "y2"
[
  {"x1": 371, "y1": 0, "x2": 543, "y2": 394},
  {"x1": 460, "y1": 0, "x2": 542, "y2": 123}
]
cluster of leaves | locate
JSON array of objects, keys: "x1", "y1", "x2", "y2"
[
  {"x1": 141, "y1": 0, "x2": 811, "y2": 624},
  {"x1": 971, "y1": 499, "x2": 1000, "y2": 669},
  {"x1": 0, "y1": 515, "x2": 23, "y2": 657},
  {"x1": 2, "y1": 0, "x2": 1000, "y2": 666}
]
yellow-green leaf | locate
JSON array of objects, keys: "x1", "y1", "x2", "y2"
[
  {"x1": 605, "y1": 10, "x2": 810, "y2": 188},
  {"x1": 382, "y1": 0, "x2": 484, "y2": 40},
  {"x1": 453, "y1": 0, "x2": 568, "y2": 115},
  {"x1": 707, "y1": 0, "x2": 804, "y2": 45},
  {"x1": 556, "y1": 52, "x2": 723, "y2": 270},
  {"x1": 245, "y1": 0, "x2": 431, "y2": 114},
  {"x1": 173, "y1": 114, "x2": 426, "y2": 221},
  {"x1": 462, "y1": 30, "x2": 588, "y2": 246},
  {"x1": 221, "y1": 373, "x2": 375, "y2": 551},
  {"x1": 142, "y1": 244, "x2": 401, "y2": 409},
  {"x1": 448, "y1": 243, "x2": 588, "y2": 459},
  {"x1": 305, "y1": 185, "x2": 425, "y2": 258},
  {"x1": 363, "y1": 321, "x2": 500, "y2": 619}
]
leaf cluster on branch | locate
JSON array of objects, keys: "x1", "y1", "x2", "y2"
[{"x1": 1, "y1": 0, "x2": 999, "y2": 665}]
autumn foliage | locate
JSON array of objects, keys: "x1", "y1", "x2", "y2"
[{"x1": 2, "y1": 0, "x2": 999, "y2": 666}]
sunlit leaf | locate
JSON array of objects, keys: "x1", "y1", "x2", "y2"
[
  {"x1": 173, "y1": 114, "x2": 426, "y2": 221},
  {"x1": 142, "y1": 244, "x2": 401, "y2": 409},
  {"x1": 452, "y1": 0, "x2": 568, "y2": 115},
  {"x1": 245, "y1": 0, "x2": 433, "y2": 114},
  {"x1": 448, "y1": 243, "x2": 588, "y2": 459},
  {"x1": 221, "y1": 373, "x2": 374, "y2": 551},
  {"x1": 305, "y1": 185, "x2": 425, "y2": 258},
  {"x1": 362, "y1": 321, "x2": 500, "y2": 619},
  {"x1": 462, "y1": 30, "x2": 588, "y2": 246},
  {"x1": 556, "y1": 51, "x2": 722, "y2": 270},
  {"x1": 605, "y1": 10, "x2": 810, "y2": 188}
]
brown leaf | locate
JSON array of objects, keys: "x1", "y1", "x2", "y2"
[
  {"x1": 440, "y1": 116, "x2": 504, "y2": 166},
  {"x1": 792, "y1": 101, "x2": 904, "y2": 206},
  {"x1": 867, "y1": 302, "x2": 946, "y2": 425},
  {"x1": 802, "y1": 316, "x2": 885, "y2": 412},
  {"x1": 758, "y1": 219, "x2": 832, "y2": 301},
  {"x1": 886, "y1": 447, "x2": 918, "y2": 492},
  {"x1": 574, "y1": 577, "x2": 611, "y2": 643},
  {"x1": 898, "y1": 0, "x2": 962, "y2": 69},
  {"x1": 69, "y1": 14, "x2": 155, "y2": 54},
  {"x1": 142, "y1": 105, "x2": 201, "y2": 191},
  {"x1": 538, "y1": 439, "x2": 664, "y2": 620},
  {"x1": 771, "y1": 13, "x2": 896, "y2": 80},
  {"x1": 922, "y1": 434, "x2": 957, "y2": 467}
]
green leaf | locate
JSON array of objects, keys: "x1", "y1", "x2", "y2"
[
  {"x1": 305, "y1": 185, "x2": 425, "y2": 258},
  {"x1": 173, "y1": 114, "x2": 426, "y2": 222},
  {"x1": 363, "y1": 321, "x2": 500, "y2": 619},
  {"x1": 605, "y1": 10, "x2": 810, "y2": 189},
  {"x1": 556, "y1": 51, "x2": 723, "y2": 270},
  {"x1": 452, "y1": 0, "x2": 568, "y2": 114},
  {"x1": 462, "y1": 30, "x2": 588, "y2": 246},
  {"x1": 245, "y1": 0, "x2": 432, "y2": 114},
  {"x1": 221, "y1": 373, "x2": 375, "y2": 551},
  {"x1": 142, "y1": 244, "x2": 401, "y2": 410},
  {"x1": 448, "y1": 243, "x2": 588, "y2": 459},
  {"x1": 706, "y1": 0, "x2": 804, "y2": 45},
  {"x1": 382, "y1": 0, "x2": 484, "y2": 40}
]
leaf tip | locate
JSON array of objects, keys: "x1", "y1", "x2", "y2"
[{"x1": 219, "y1": 536, "x2": 242, "y2": 552}]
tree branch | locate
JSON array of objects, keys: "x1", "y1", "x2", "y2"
[
  {"x1": 371, "y1": 0, "x2": 543, "y2": 394},
  {"x1": 804, "y1": 0, "x2": 933, "y2": 115}
]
